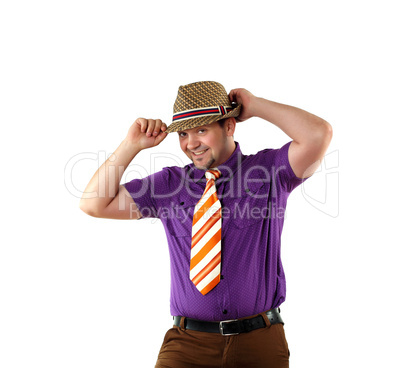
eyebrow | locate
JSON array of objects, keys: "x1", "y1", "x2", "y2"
[{"x1": 178, "y1": 127, "x2": 207, "y2": 135}]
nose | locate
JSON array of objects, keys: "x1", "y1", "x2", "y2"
[{"x1": 187, "y1": 133, "x2": 200, "y2": 150}]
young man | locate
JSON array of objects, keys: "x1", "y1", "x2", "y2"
[{"x1": 80, "y1": 81, "x2": 332, "y2": 367}]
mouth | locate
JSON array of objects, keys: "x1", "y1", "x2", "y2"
[{"x1": 191, "y1": 149, "x2": 209, "y2": 157}]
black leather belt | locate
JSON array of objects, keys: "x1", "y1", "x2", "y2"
[{"x1": 173, "y1": 308, "x2": 284, "y2": 336}]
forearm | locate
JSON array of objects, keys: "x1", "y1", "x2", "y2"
[
  {"x1": 252, "y1": 97, "x2": 331, "y2": 144},
  {"x1": 79, "y1": 139, "x2": 141, "y2": 213}
]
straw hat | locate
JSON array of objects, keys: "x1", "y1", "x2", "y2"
[{"x1": 166, "y1": 81, "x2": 242, "y2": 133}]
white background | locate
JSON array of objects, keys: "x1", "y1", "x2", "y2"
[{"x1": 1, "y1": 0, "x2": 401, "y2": 367}]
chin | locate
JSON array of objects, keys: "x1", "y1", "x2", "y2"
[{"x1": 193, "y1": 158, "x2": 216, "y2": 171}]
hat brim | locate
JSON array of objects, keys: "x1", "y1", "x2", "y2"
[{"x1": 166, "y1": 104, "x2": 242, "y2": 133}]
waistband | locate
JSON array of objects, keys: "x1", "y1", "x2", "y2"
[{"x1": 173, "y1": 308, "x2": 284, "y2": 336}]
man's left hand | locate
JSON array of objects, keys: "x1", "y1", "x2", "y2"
[{"x1": 228, "y1": 88, "x2": 257, "y2": 122}]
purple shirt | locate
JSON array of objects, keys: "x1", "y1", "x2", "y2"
[{"x1": 123, "y1": 141, "x2": 307, "y2": 321}]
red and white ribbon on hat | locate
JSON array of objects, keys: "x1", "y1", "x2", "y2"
[{"x1": 173, "y1": 106, "x2": 233, "y2": 123}]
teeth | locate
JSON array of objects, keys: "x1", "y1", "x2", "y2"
[{"x1": 193, "y1": 150, "x2": 207, "y2": 156}]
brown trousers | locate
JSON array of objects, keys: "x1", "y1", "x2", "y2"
[{"x1": 155, "y1": 311, "x2": 290, "y2": 368}]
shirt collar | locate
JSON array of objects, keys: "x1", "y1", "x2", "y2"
[{"x1": 186, "y1": 141, "x2": 243, "y2": 184}]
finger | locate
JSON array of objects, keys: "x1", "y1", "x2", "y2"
[
  {"x1": 153, "y1": 119, "x2": 163, "y2": 136},
  {"x1": 146, "y1": 119, "x2": 156, "y2": 137},
  {"x1": 161, "y1": 122, "x2": 168, "y2": 132},
  {"x1": 228, "y1": 90, "x2": 234, "y2": 103},
  {"x1": 228, "y1": 89, "x2": 238, "y2": 103},
  {"x1": 136, "y1": 118, "x2": 148, "y2": 133}
]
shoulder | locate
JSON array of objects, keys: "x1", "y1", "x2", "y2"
[
  {"x1": 240, "y1": 144, "x2": 280, "y2": 168},
  {"x1": 124, "y1": 164, "x2": 186, "y2": 198},
  {"x1": 147, "y1": 165, "x2": 187, "y2": 191},
  {"x1": 158, "y1": 165, "x2": 188, "y2": 184},
  {"x1": 240, "y1": 141, "x2": 304, "y2": 193}
]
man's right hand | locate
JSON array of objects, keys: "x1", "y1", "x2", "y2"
[
  {"x1": 125, "y1": 118, "x2": 168, "y2": 150},
  {"x1": 79, "y1": 118, "x2": 168, "y2": 219}
]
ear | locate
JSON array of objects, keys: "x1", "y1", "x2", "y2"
[{"x1": 225, "y1": 117, "x2": 236, "y2": 137}]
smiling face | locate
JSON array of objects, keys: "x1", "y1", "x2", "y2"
[{"x1": 178, "y1": 118, "x2": 236, "y2": 170}]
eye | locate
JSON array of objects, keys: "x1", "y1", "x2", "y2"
[
  {"x1": 178, "y1": 132, "x2": 187, "y2": 138},
  {"x1": 198, "y1": 129, "x2": 206, "y2": 134}
]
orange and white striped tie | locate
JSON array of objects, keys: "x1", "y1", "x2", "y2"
[{"x1": 190, "y1": 169, "x2": 222, "y2": 295}]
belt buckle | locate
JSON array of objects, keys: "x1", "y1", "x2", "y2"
[{"x1": 219, "y1": 319, "x2": 239, "y2": 336}]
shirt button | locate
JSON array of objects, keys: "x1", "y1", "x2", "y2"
[{"x1": 223, "y1": 309, "x2": 228, "y2": 314}]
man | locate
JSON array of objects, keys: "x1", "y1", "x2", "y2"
[{"x1": 79, "y1": 81, "x2": 332, "y2": 367}]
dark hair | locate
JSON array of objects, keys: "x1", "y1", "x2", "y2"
[{"x1": 218, "y1": 118, "x2": 227, "y2": 128}]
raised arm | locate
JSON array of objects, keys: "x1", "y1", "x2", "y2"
[
  {"x1": 229, "y1": 88, "x2": 333, "y2": 178},
  {"x1": 79, "y1": 118, "x2": 168, "y2": 219}
]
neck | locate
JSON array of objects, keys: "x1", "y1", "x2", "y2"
[{"x1": 215, "y1": 139, "x2": 236, "y2": 167}]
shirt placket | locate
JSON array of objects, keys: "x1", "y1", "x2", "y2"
[{"x1": 214, "y1": 179, "x2": 233, "y2": 319}]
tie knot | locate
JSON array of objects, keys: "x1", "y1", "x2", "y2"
[{"x1": 205, "y1": 169, "x2": 221, "y2": 181}]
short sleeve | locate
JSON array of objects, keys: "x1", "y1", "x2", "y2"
[
  {"x1": 255, "y1": 141, "x2": 307, "y2": 194},
  {"x1": 122, "y1": 169, "x2": 167, "y2": 219},
  {"x1": 273, "y1": 141, "x2": 307, "y2": 193}
]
